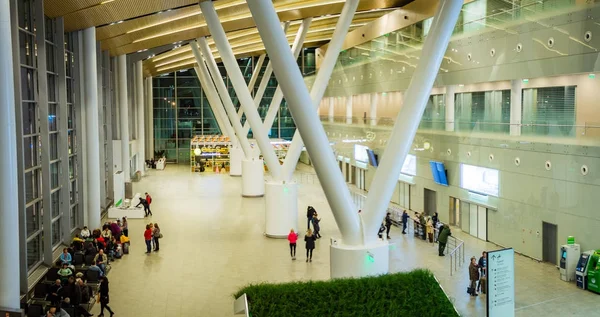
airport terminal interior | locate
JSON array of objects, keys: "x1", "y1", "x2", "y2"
[{"x1": 1, "y1": 0, "x2": 600, "y2": 316}]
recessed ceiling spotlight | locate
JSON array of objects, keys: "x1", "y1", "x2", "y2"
[{"x1": 116, "y1": 20, "x2": 124, "y2": 24}]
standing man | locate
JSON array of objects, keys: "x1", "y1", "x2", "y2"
[
  {"x1": 477, "y1": 251, "x2": 487, "y2": 294},
  {"x1": 145, "y1": 192, "x2": 152, "y2": 209},
  {"x1": 385, "y1": 212, "x2": 392, "y2": 239},
  {"x1": 438, "y1": 224, "x2": 452, "y2": 256},
  {"x1": 306, "y1": 206, "x2": 316, "y2": 230},
  {"x1": 401, "y1": 210, "x2": 409, "y2": 234},
  {"x1": 136, "y1": 197, "x2": 152, "y2": 217}
]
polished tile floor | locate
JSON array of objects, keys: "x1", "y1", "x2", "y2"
[{"x1": 93, "y1": 165, "x2": 599, "y2": 317}]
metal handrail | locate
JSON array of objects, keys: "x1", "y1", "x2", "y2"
[{"x1": 448, "y1": 235, "x2": 465, "y2": 276}]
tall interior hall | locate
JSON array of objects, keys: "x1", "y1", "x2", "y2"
[{"x1": 1, "y1": 0, "x2": 600, "y2": 316}]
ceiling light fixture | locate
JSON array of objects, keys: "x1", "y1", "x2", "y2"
[{"x1": 100, "y1": 0, "x2": 115, "y2": 4}]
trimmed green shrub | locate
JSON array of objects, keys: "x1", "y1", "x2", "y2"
[{"x1": 234, "y1": 269, "x2": 458, "y2": 317}]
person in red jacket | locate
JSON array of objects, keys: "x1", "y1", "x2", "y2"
[
  {"x1": 145, "y1": 192, "x2": 152, "y2": 205},
  {"x1": 287, "y1": 229, "x2": 298, "y2": 260},
  {"x1": 143, "y1": 224, "x2": 152, "y2": 254}
]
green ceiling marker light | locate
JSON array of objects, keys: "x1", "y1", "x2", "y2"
[
  {"x1": 589, "y1": 73, "x2": 596, "y2": 79},
  {"x1": 283, "y1": 186, "x2": 289, "y2": 194},
  {"x1": 522, "y1": 78, "x2": 529, "y2": 83},
  {"x1": 382, "y1": 92, "x2": 387, "y2": 96}
]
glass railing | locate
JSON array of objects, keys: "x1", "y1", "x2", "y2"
[{"x1": 320, "y1": 116, "x2": 600, "y2": 141}]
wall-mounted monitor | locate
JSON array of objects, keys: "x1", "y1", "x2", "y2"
[
  {"x1": 367, "y1": 149, "x2": 378, "y2": 167},
  {"x1": 461, "y1": 164, "x2": 499, "y2": 196},
  {"x1": 401, "y1": 154, "x2": 417, "y2": 176},
  {"x1": 429, "y1": 161, "x2": 448, "y2": 186},
  {"x1": 354, "y1": 144, "x2": 369, "y2": 163}
]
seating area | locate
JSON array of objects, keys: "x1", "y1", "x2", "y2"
[{"x1": 23, "y1": 220, "x2": 131, "y2": 316}]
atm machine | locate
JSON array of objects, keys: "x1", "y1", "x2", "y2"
[
  {"x1": 576, "y1": 251, "x2": 594, "y2": 289},
  {"x1": 559, "y1": 244, "x2": 581, "y2": 282},
  {"x1": 587, "y1": 250, "x2": 600, "y2": 294}
]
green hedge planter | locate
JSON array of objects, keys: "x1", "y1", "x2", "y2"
[{"x1": 234, "y1": 269, "x2": 458, "y2": 317}]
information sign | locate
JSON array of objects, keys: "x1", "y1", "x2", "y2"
[{"x1": 487, "y1": 248, "x2": 515, "y2": 317}]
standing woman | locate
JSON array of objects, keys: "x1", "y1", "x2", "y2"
[
  {"x1": 120, "y1": 217, "x2": 128, "y2": 237},
  {"x1": 98, "y1": 276, "x2": 115, "y2": 316},
  {"x1": 153, "y1": 223, "x2": 161, "y2": 251},
  {"x1": 287, "y1": 229, "x2": 298, "y2": 260},
  {"x1": 304, "y1": 229, "x2": 317, "y2": 263},
  {"x1": 312, "y1": 213, "x2": 321, "y2": 239},
  {"x1": 468, "y1": 256, "x2": 480, "y2": 296},
  {"x1": 143, "y1": 224, "x2": 152, "y2": 254},
  {"x1": 426, "y1": 216, "x2": 434, "y2": 243}
]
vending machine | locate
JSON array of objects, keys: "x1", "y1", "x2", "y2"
[
  {"x1": 559, "y1": 244, "x2": 580, "y2": 282},
  {"x1": 576, "y1": 251, "x2": 594, "y2": 289}
]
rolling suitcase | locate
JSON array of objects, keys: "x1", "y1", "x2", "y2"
[
  {"x1": 123, "y1": 242, "x2": 130, "y2": 254},
  {"x1": 114, "y1": 245, "x2": 123, "y2": 258}
]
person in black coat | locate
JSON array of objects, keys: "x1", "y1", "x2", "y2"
[
  {"x1": 401, "y1": 211, "x2": 409, "y2": 234},
  {"x1": 136, "y1": 197, "x2": 152, "y2": 217},
  {"x1": 304, "y1": 229, "x2": 317, "y2": 263},
  {"x1": 378, "y1": 223, "x2": 386, "y2": 239},
  {"x1": 306, "y1": 206, "x2": 316, "y2": 230},
  {"x1": 385, "y1": 213, "x2": 392, "y2": 239},
  {"x1": 99, "y1": 276, "x2": 114, "y2": 317},
  {"x1": 312, "y1": 213, "x2": 321, "y2": 239},
  {"x1": 47, "y1": 280, "x2": 63, "y2": 305},
  {"x1": 432, "y1": 212, "x2": 439, "y2": 228}
]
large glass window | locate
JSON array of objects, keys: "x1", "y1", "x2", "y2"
[
  {"x1": 52, "y1": 219, "x2": 61, "y2": 247},
  {"x1": 26, "y1": 202, "x2": 41, "y2": 237},
  {"x1": 522, "y1": 86, "x2": 576, "y2": 137},
  {"x1": 51, "y1": 190, "x2": 60, "y2": 218},
  {"x1": 26, "y1": 235, "x2": 42, "y2": 271}
]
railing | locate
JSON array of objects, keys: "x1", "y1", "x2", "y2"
[
  {"x1": 448, "y1": 234, "x2": 465, "y2": 276},
  {"x1": 294, "y1": 172, "x2": 321, "y2": 185},
  {"x1": 320, "y1": 115, "x2": 600, "y2": 139}
]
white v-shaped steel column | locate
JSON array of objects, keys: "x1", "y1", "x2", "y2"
[
  {"x1": 199, "y1": 2, "x2": 282, "y2": 181},
  {"x1": 361, "y1": 0, "x2": 462, "y2": 244},
  {"x1": 191, "y1": 42, "x2": 253, "y2": 158},
  {"x1": 247, "y1": 0, "x2": 361, "y2": 244},
  {"x1": 247, "y1": 0, "x2": 462, "y2": 277},
  {"x1": 244, "y1": 18, "x2": 311, "y2": 137}
]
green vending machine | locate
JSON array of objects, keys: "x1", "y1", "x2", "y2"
[{"x1": 587, "y1": 250, "x2": 600, "y2": 294}]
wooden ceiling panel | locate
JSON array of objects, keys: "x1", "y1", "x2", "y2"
[
  {"x1": 44, "y1": 0, "x2": 101, "y2": 18},
  {"x1": 63, "y1": 0, "x2": 200, "y2": 32}
]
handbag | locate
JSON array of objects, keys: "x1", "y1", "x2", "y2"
[
  {"x1": 96, "y1": 294, "x2": 100, "y2": 303},
  {"x1": 159, "y1": 233, "x2": 163, "y2": 238}
]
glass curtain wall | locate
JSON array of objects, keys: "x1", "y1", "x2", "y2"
[
  {"x1": 455, "y1": 90, "x2": 510, "y2": 133},
  {"x1": 12, "y1": 0, "x2": 84, "y2": 280},
  {"x1": 153, "y1": 48, "x2": 315, "y2": 163}
]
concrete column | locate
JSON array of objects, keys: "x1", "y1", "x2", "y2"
[
  {"x1": 118, "y1": 55, "x2": 130, "y2": 181},
  {"x1": 0, "y1": 0, "x2": 21, "y2": 308},
  {"x1": 136, "y1": 61, "x2": 145, "y2": 175},
  {"x1": 369, "y1": 93, "x2": 378, "y2": 126},
  {"x1": 328, "y1": 97, "x2": 334, "y2": 123},
  {"x1": 510, "y1": 79, "x2": 522, "y2": 136},
  {"x1": 445, "y1": 85, "x2": 456, "y2": 132},
  {"x1": 345, "y1": 95, "x2": 353, "y2": 124},
  {"x1": 83, "y1": 27, "x2": 101, "y2": 230}
]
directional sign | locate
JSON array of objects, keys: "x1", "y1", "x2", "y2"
[{"x1": 487, "y1": 248, "x2": 515, "y2": 317}]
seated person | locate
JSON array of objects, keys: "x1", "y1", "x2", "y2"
[
  {"x1": 72, "y1": 234, "x2": 84, "y2": 251},
  {"x1": 47, "y1": 279, "x2": 63, "y2": 305},
  {"x1": 110, "y1": 221, "x2": 122, "y2": 241},
  {"x1": 84, "y1": 242, "x2": 97, "y2": 257},
  {"x1": 46, "y1": 306, "x2": 70, "y2": 317},
  {"x1": 64, "y1": 289, "x2": 93, "y2": 317},
  {"x1": 76, "y1": 278, "x2": 91, "y2": 303},
  {"x1": 57, "y1": 263, "x2": 73, "y2": 283},
  {"x1": 79, "y1": 226, "x2": 91, "y2": 240},
  {"x1": 59, "y1": 248, "x2": 73, "y2": 266},
  {"x1": 95, "y1": 236, "x2": 106, "y2": 250},
  {"x1": 93, "y1": 249, "x2": 108, "y2": 275},
  {"x1": 87, "y1": 264, "x2": 103, "y2": 277},
  {"x1": 120, "y1": 234, "x2": 130, "y2": 244},
  {"x1": 106, "y1": 237, "x2": 117, "y2": 259}
]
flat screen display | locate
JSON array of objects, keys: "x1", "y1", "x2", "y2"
[
  {"x1": 401, "y1": 154, "x2": 416, "y2": 176},
  {"x1": 367, "y1": 149, "x2": 378, "y2": 167},
  {"x1": 461, "y1": 164, "x2": 499, "y2": 196},
  {"x1": 354, "y1": 144, "x2": 369, "y2": 163},
  {"x1": 429, "y1": 161, "x2": 448, "y2": 186}
]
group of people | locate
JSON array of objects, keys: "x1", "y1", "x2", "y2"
[
  {"x1": 285, "y1": 206, "x2": 322, "y2": 262},
  {"x1": 143, "y1": 222, "x2": 162, "y2": 254},
  {"x1": 46, "y1": 276, "x2": 113, "y2": 317},
  {"x1": 468, "y1": 251, "x2": 488, "y2": 297}
]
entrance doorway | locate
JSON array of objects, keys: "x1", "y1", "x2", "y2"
[
  {"x1": 449, "y1": 197, "x2": 460, "y2": 227},
  {"x1": 542, "y1": 222, "x2": 558, "y2": 265},
  {"x1": 424, "y1": 188, "x2": 437, "y2": 216},
  {"x1": 453, "y1": 198, "x2": 489, "y2": 241}
]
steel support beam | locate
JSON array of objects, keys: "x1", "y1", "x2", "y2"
[
  {"x1": 192, "y1": 41, "x2": 252, "y2": 156},
  {"x1": 117, "y1": 55, "x2": 130, "y2": 181},
  {"x1": 246, "y1": 0, "x2": 361, "y2": 244},
  {"x1": 281, "y1": 0, "x2": 360, "y2": 182},
  {"x1": 136, "y1": 61, "x2": 145, "y2": 176},
  {"x1": 199, "y1": 1, "x2": 282, "y2": 179},
  {"x1": 361, "y1": 0, "x2": 463, "y2": 243}
]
